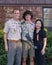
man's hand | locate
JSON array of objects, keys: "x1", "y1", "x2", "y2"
[{"x1": 5, "y1": 44, "x2": 8, "y2": 52}]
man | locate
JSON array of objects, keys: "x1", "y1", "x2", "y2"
[
  {"x1": 21, "y1": 10, "x2": 35, "y2": 65},
  {"x1": 4, "y1": 10, "x2": 22, "y2": 65}
]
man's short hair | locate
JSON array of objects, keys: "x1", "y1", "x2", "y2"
[{"x1": 12, "y1": 9, "x2": 20, "y2": 13}]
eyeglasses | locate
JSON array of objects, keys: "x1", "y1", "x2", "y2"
[{"x1": 14, "y1": 13, "x2": 20, "y2": 14}]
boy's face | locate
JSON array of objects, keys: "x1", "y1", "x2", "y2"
[
  {"x1": 36, "y1": 21, "x2": 42, "y2": 29},
  {"x1": 13, "y1": 10, "x2": 20, "y2": 20},
  {"x1": 25, "y1": 14, "x2": 31, "y2": 21}
]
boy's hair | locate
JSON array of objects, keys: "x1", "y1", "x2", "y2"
[{"x1": 23, "y1": 10, "x2": 33, "y2": 20}]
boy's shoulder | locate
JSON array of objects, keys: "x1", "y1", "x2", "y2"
[{"x1": 21, "y1": 21, "x2": 25, "y2": 24}]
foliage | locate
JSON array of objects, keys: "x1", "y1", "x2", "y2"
[
  {"x1": 46, "y1": 32, "x2": 52, "y2": 58},
  {"x1": 0, "y1": 29, "x2": 52, "y2": 65}
]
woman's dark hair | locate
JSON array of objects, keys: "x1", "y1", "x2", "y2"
[
  {"x1": 23, "y1": 10, "x2": 33, "y2": 20},
  {"x1": 35, "y1": 19, "x2": 44, "y2": 30}
]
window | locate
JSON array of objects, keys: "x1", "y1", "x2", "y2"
[{"x1": 43, "y1": 8, "x2": 52, "y2": 27}]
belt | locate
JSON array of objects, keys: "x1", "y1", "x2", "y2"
[{"x1": 8, "y1": 39, "x2": 21, "y2": 43}]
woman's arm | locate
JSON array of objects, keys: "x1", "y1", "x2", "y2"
[
  {"x1": 41, "y1": 38, "x2": 47, "y2": 55},
  {"x1": 43, "y1": 38, "x2": 47, "y2": 50}
]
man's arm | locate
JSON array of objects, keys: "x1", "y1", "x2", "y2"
[
  {"x1": 3, "y1": 21, "x2": 10, "y2": 52},
  {"x1": 25, "y1": 33, "x2": 35, "y2": 49},
  {"x1": 4, "y1": 33, "x2": 8, "y2": 52}
]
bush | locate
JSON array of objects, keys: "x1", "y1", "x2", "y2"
[
  {"x1": 0, "y1": 29, "x2": 7, "y2": 65},
  {"x1": 0, "y1": 29, "x2": 52, "y2": 65},
  {"x1": 46, "y1": 32, "x2": 52, "y2": 58}
]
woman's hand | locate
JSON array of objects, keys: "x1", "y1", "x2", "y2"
[
  {"x1": 41, "y1": 38, "x2": 47, "y2": 55},
  {"x1": 41, "y1": 48, "x2": 45, "y2": 55}
]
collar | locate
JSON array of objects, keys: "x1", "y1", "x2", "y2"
[
  {"x1": 25, "y1": 21, "x2": 32, "y2": 24},
  {"x1": 12, "y1": 18, "x2": 20, "y2": 24}
]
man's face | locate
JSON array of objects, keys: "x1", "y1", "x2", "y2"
[{"x1": 13, "y1": 10, "x2": 20, "y2": 20}]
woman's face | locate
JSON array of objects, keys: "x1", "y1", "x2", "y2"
[
  {"x1": 25, "y1": 14, "x2": 31, "y2": 21},
  {"x1": 35, "y1": 21, "x2": 42, "y2": 29}
]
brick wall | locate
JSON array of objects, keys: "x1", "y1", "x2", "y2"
[{"x1": 0, "y1": 6, "x2": 42, "y2": 28}]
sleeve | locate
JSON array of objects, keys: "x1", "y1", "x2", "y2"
[
  {"x1": 21, "y1": 22, "x2": 23, "y2": 33},
  {"x1": 33, "y1": 30, "x2": 35, "y2": 43},
  {"x1": 20, "y1": 28, "x2": 22, "y2": 32},
  {"x1": 42, "y1": 30, "x2": 47, "y2": 38},
  {"x1": 19, "y1": 23, "x2": 22, "y2": 33},
  {"x1": 3, "y1": 21, "x2": 9, "y2": 33},
  {"x1": 32, "y1": 23, "x2": 35, "y2": 31}
]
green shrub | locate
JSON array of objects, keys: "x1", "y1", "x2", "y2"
[
  {"x1": 46, "y1": 62, "x2": 52, "y2": 65},
  {"x1": 0, "y1": 29, "x2": 52, "y2": 65},
  {"x1": 0, "y1": 29, "x2": 7, "y2": 65},
  {"x1": 46, "y1": 32, "x2": 52, "y2": 58}
]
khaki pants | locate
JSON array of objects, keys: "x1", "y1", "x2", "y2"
[
  {"x1": 7, "y1": 40, "x2": 22, "y2": 65},
  {"x1": 22, "y1": 41, "x2": 35, "y2": 58}
]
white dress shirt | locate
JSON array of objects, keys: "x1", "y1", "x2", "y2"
[{"x1": 4, "y1": 18, "x2": 21, "y2": 40}]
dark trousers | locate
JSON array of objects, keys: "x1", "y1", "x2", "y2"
[{"x1": 35, "y1": 49, "x2": 45, "y2": 65}]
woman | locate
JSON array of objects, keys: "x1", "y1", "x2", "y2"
[{"x1": 33, "y1": 19, "x2": 47, "y2": 65}]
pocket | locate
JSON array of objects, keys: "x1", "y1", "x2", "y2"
[{"x1": 18, "y1": 41, "x2": 22, "y2": 48}]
